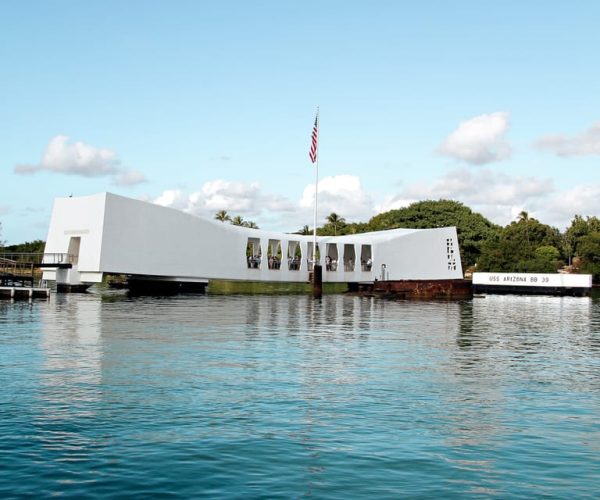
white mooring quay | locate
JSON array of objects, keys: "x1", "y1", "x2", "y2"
[
  {"x1": 42, "y1": 193, "x2": 464, "y2": 291},
  {"x1": 472, "y1": 272, "x2": 592, "y2": 296}
]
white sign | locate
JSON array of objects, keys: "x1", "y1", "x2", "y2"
[{"x1": 472, "y1": 272, "x2": 592, "y2": 288}]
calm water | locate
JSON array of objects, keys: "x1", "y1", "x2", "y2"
[{"x1": 1, "y1": 291, "x2": 600, "y2": 498}]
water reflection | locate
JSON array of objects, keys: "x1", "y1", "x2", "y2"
[
  {"x1": 11, "y1": 291, "x2": 600, "y2": 497},
  {"x1": 33, "y1": 295, "x2": 104, "y2": 488},
  {"x1": 444, "y1": 295, "x2": 600, "y2": 453}
]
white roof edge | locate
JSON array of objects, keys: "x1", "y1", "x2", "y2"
[{"x1": 76, "y1": 192, "x2": 457, "y2": 241}]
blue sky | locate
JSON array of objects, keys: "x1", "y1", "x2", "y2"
[{"x1": 2, "y1": 1, "x2": 600, "y2": 244}]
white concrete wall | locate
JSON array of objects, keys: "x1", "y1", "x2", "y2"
[
  {"x1": 42, "y1": 193, "x2": 107, "y2": 283},
  {"x1": 100, "y1": 192, "x2": 254, "y2": 280},
  {"x1": 44, "y1": 192, "x2": 464, "y2": 284},
  {"x1": 374, "y1": 227, "x2": 463, "y2": 280}
]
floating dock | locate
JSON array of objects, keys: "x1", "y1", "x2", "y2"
[
  {"x1": 0, "y1": 286, "x2": 50, "y2": 300},
  {"x1": 472, "y1": 272, "x2": 592, "y2": 296}
]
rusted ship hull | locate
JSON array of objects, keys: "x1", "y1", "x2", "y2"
[{"x1": 370, "y1": 279, "x2": 473, "y2": 299}]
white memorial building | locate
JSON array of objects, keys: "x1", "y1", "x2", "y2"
[{"x1": 42, "y1": 193, "x2": 464, "y2": 289}]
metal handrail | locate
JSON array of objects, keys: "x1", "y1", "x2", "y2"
[
  {"x1": 0, "y1": 256, "x2": 34, "y2": 286},
  {"x1": 0, "y1": 253, "x2": 76, "y2": 265},
  {"x1": 0, "y1": 252, "x2": 45, "y2": 264},
  {"x1": 41, "y1": 253, "x2": 76, "y2": 265}
]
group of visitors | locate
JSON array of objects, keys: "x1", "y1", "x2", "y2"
[
  {"x1": 321, "y1": 256, "x2": 373, "y2": 271},
  {"x1": 247, "y1": 255, "x2": 261, "y2": 269},
  {"x1": 247, "y1": 254, "x2": 301, "y2": 270},
  {"x1": 288, "y1": 256, "x2": 301, "y2": 270},
  {"x1": 248, "y1": 254, "x2": 373, "y2": 272},
  {"x1": 325, "y1": 255, "x2": 338, "y2": 271},
  {"x1": 268, "y1": 256, "x2": 281, "y2": 270}
]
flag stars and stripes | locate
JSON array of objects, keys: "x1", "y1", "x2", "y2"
[{"x1": 309, "y1": 112, "x2": 319, "y2": 163}]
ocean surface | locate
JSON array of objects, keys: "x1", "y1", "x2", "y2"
[{"x1": 1, "y1": 291, "x2": 600, "y2": 498}]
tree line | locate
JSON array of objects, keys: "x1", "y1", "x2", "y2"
[
  {"x1": 293, "y1": 200, "x2": 600, "y2": 282},
  {"x1": 214, "y1": 210, "x2": 259, "y2": 229},
  {"x1": 3, "y1": 201, "x2": 599, "y2": 281}
]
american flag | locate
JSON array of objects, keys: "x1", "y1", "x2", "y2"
[{"x1": 309, "y1": 111, "x2": 318, "y2": 163}]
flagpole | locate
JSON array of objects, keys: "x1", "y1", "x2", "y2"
[
  {"x1": 313, "y1": 110, "x2": 319, "y2": 262},
  {"x1": 310, "y1": 107, "x2": 322, "y2": 298}
]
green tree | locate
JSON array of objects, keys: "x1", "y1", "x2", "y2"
[
  {"x1": 324, "y1": 212, "x2": 346, "y2": 236},
  {"x1": 296, "y1": 225, "x2": 311, "y2": 235},
  {"x1": 341, "y1": 221, "x2": 370, "y2": 235},
  {"x1": 368, "y1": 200, "x2": 500, "y2": 266},
  {"x1": 230, "y1": 215, "x2": 245, "y2": 226},
  {"x1": 3, "y1": 239, "x2": 46, "y2": 254},
  {"x1": 477, "y1": 216, "x2": 563, "y2": 272},
  {"x1": 214, "y1": 210, "x2": 231, "y2": 222},
  {"x1": 518, "y1": 210, "x2": 532, "y2": 250},
  {"x1": 528, "y1": 245, "x2": 562, "y2": 273},
  {"x1": 563, "y1": 215, "x2": 600, "y2": 264},
  {"x1": 576, "y1": 232, "x2": 600, "y2": 281},
  {"x1": 221, "y1": 213, "x2": 259, "y2": 228}
]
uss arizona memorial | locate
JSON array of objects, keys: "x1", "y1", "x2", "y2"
[{"x1": 42, "y1": 192, "x2": 464, "y2": 289}]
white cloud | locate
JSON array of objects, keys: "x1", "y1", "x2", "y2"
[
  {"x1": 112, "y1": 170, "x2": 147, "y2": 187},
  {"x1": 149, "y1": 175, "x2": 373, "y2": 232},
  {"x1": 401, "y1": 168, "x2": 552, "y2": 206},
  {"x1": 542, "y1": 184, "x2": 600, "y2": 226},
  {"x1": 200, "y1": 180, "x2": 262, "y2": 213},
  {"x1": 153, "y1": 189, "x2": 188, "y2": 210},
  {"x1": 380, "y1": 169, "x2": 600, "y2": 229},
  {"x1": 15, "y1": 135, "x2": 118, "y2": 176},
  {"x1": 374, "y1": 196, "x2": 417, "y2": 214},
  {"x1": 299, "y1": 175, "x2": 374, "y2": 222},
  {"x1": 15, "y1": 135, "x2": 146, "y2": 186},
  {"x1": 0, "y1": 205, "x2": 10, "y2": 216},
  {"x1": 376, "y1": 168, "x2": 556, "y2": 227},
  {"x1": 152, "y1": 179, "x2": 296, "y2": 223},
  {"x1": 195, "y1": 179, "x2": 295, "y2": 216},
  {"x1": 438, "y1": 112, "x2": 511, "y2": 165},
  {"x1": 534, "y1": 121, "x2": 600, "y2": 156},
  {"x1": 148, "y1": 170, "x2": 598, "y2": 234}
]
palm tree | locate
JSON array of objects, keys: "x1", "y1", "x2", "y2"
[
  {"x1": 243, "y1": 221, "x2": 259, "y2": 229},
  {"x1": 518, "y1": 210, "x2": 531, "y2": 250},
  {"x1": 214, "y1": 210, "x2": 231, "y2": 222},
  {"x1": 326, "y1": 212, "x2": 346, "y2": 236},
  {"x1": 230, "y1": 215, "x2": 244, "y2": 226},
  {"x1": 297, "y1": 225, "x2": 311, "y2": 235}
]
